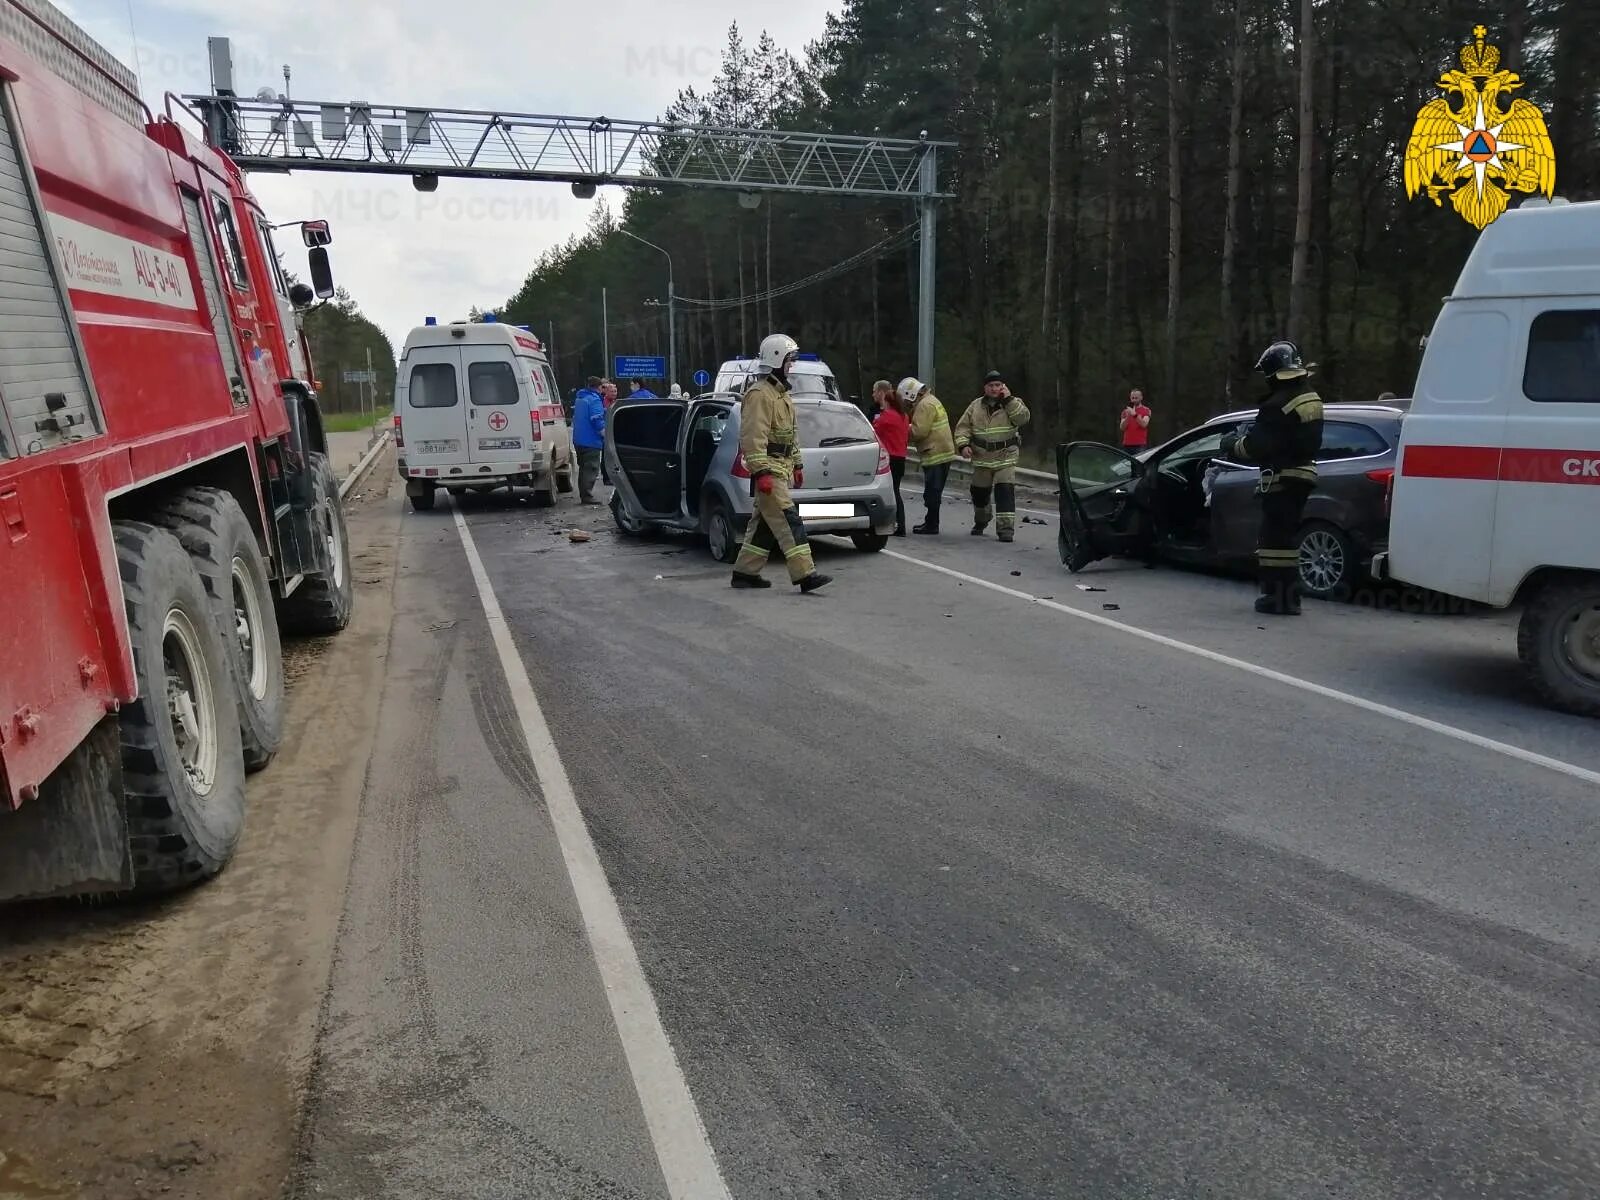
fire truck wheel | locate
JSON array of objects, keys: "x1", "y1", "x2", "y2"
[
  {"x1": 114, "y1": 521, "x2": 247, "y2": 892},
  {"x1": 279, "y1": 453, "x2": 355, "y2": 636},
  {"x1": 154, "y1": 488, "x2": 285, "y2": 773},
  {"x1": 1518, "y1": 573, "x2": 1600, "y2": 718}
]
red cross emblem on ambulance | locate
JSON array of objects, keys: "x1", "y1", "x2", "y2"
[{"x1": 487, "y1": 411, "x2": 508, "y2": 431}]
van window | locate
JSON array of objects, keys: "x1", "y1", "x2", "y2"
[
  {"x1": 468, "y1": 360, "x2": 519, "y2": 405},
  {"x1": 1420, "y1": 309, "x2": 1508, "y2": 404},
  {"x1": 1523, "y1": 310, "x2": 1600, "y2": 404},
  {"x1": 408, "y1": 362, "x2": 459, "y2": 408},
  {"x1": 1318, "y1": 421, "x2": 1390, "y2": 460}
]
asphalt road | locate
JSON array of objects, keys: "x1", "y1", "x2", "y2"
[{"x1": 295, "y1": 477, "x2": 1600, "y2": 1199}]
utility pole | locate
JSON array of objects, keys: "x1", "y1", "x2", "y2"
[
  {"x1": 364, "y1": 344, "x2": 375, "y2": 440},
  {"x1": 618, "y1": 228, "x2": 676, "y2": 388},
  {"x1": 602, "y1": 287, "x2": 610, "y2": 379},
  {"x1": 917, "y1": 146, "x2": 939, "y2": 388}
]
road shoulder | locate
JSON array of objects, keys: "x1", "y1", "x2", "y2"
[{"x1": 0, "y1": 449, "x2": 400, "y2": 1200}]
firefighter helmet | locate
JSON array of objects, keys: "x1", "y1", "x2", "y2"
[
  {"x1": 757, "y1": 333, "x2": 799, "y2": 372},
  {"x1": 1254, "y1": 340, "x2": 1306, "y2": 379},
  {"x1": 897, "y1": 376, "x2": 926, "y2": 406}
]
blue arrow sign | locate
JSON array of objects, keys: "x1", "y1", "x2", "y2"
[
  {"x1": 693, "y1": 369, "x2": 711, "y2": 388},
  {"x1": 613, "y1": 355, "x2": 666, "y2": 380}
]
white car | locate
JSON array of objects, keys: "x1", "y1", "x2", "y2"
[{"x1": 394, "y1": 318, "x2": 574, "y2": 511}]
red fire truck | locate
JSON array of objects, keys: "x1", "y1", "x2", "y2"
[{"x1": 0, "y1": 0, "x2": 354, "y2": 899}]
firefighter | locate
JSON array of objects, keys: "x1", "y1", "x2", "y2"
[
  {"x1": 730, "y1": 333, "x2": 834, "y2": 594},
  {"x1": 1220, "y1": 340, "x2": 1324, "y2": 615},
  {"x1": 901, "y1": 377, "x2": 956, "y2": 534},
  {"x1": 954, "y1": 370, "x2": 1031, "y2": 542}
]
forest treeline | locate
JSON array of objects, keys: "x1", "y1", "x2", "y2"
[{"x1": 492, "y1": 0, "x2": 1598, "y2": 442}]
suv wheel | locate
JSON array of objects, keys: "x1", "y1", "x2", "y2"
[
  {"x1": 1518, "y1": 574, "x2": 1600, "y2": 718},
  {"x1": 1296, "y1": 522, "x2": 1355, "y2": 601}
]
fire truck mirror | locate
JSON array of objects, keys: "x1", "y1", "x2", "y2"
[
  {"x1": 308, "y1": 247, "x2": 335, "y2": 300},
  {"x1": 301, "y1": 220, "x2": 332, "y2": 248},
  {"x1": 288, "y1": 282, "x2": 315, "y2": 309}
]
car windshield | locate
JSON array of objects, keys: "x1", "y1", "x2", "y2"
[{"x1": 798, "y1": 404, "x2": 875, "y2": 447}]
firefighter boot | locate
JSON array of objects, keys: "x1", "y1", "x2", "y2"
[
  {"x1": 799, "y1": 572, "x2": 834, "y2": 594},
  {"x1": 995, "y1": 483, "x2": 1016, "y2": 542},
  {"x1": 1254, "y1": 572, "x2": 1297, "y2": 616},
  {"x1": 730, "y1": 572, "x2": 773, "y2": 589},
  {"x1": 971, "y1": 485, "x2": 992, "y2": 536}
]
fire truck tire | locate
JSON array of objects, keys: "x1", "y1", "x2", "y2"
[
  {"x1": 279, "y1": 454, "x2": 355, "y2": 636},
  {"x1": 154, "y1": 488, "x2": 285, "y2": 773},
  {"x1": 114, "y1": 521, "x2": 247, "y2": 892},
  {"x1": 1517, "y1": 573, "x2": 1600, "y2": 718}
]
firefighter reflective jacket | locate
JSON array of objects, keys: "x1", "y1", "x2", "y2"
[
  {"x1": 740, "y1": 373, "x2": 801, "y2": 481},
  {"x1": 955, "y1": 394, "x2": 1031, "y2": 470},
  {"x1": 910, "y1": 392, "x2": 957, "y2": 466},
  {"x1": 1234, "y1": 373, "x2": 1323, "y2": 488}
]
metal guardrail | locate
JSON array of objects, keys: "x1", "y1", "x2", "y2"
[{"x1": 904, "y1": 451, "x2": 1057, "y2": 486}]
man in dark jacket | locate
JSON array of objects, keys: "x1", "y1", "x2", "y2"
[
  {"x1": 572, "y1": 376, "x2": 607, "y2": 504},
  {"x1": 1220, "y1": 340, "x2": 1324, "y2": 616}
]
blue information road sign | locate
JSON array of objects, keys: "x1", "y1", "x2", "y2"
[
  {"x1": 613, "y1": 355, "x2": 666, "y2": 380},
  {"x1": 692, "y1": 369, "x2": 711, "y2": 388}
]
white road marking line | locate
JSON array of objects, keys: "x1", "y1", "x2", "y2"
[
  {"x1": 884, "y1": 548, "x2": 1600, "y2": 789},
  {"x1": 452, "y1": 506, "x2": 732, "y2": 1200}
]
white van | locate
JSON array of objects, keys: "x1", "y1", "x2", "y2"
[
  {"x1": 713, "y1": 353, "x2": 841, "y2": 400},
  {"x1": 1374, "y1": 198, "x2": 1600, "y2": 716},
  {"x1": 394, "y1": 318, "x2": 574, "y2": 512}
]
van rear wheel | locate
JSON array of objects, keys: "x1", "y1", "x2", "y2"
[{"x1": 1518, "y1": 574, "x2": 1600, "y2": 718}]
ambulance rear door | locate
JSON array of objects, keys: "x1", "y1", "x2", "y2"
[{"x1": 1390, "y1": 301, "x2": 1512, "y2": 603}]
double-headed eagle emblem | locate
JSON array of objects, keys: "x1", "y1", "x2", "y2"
[{"x1": 1404, "y1": 25, "x2": 1556, "y2": 230}]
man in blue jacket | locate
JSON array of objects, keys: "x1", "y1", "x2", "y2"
[{"x1": 572, "y1": 376, "x2": 607, "y2": 504}]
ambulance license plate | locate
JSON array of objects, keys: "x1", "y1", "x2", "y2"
[
  {"x1": 478, "y1": 437, "x2": 523, "y2": 451},
  {"x1": 799, "y1": 503, "x2": 855, "y2": 519},
  {"x1": 417, "y1": 439, "x2": 459, "y2": 454}
]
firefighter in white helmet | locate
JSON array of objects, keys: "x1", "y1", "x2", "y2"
[
  {"x1": 900, "y1": 376, "x2": 956, "y2": 534},
  {"x1": 730, "y1": 333, "x2": 834, "y2": 593}
]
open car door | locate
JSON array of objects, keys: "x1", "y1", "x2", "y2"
[
  {"x1": 606, "y1": 402, "x2": 686, "y2": 519},
  {"x1": 1056, "y1": 442, "x2": 1150, "y2": 571}
]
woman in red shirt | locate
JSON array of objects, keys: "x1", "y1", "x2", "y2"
[{"x1": 871, "y1": 379, "x2": 911, "y2": 536}]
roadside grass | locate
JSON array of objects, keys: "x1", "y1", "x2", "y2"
[{"x1": 324, "y1": 407, "x2": 391, "y2": 433}]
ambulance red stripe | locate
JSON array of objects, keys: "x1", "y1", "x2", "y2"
[{"x1": 1401, "y1": 445, "x2": 1600, "y2": 485}]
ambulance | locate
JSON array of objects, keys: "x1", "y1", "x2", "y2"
[
  {"x1": 394, "y1": 317, "x2": 574, "y2": 511},
  {"x1": 1375, "y1": 198, "x2": 1600, "y2": 717}
]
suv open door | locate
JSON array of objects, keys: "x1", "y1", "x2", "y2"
[{"x1": 1056, "y1": 442, "x2": 1151, "y2": 571}]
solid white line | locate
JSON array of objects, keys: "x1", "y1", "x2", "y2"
[
  {"x1": 451, "y1": 506, "x2": 732, "y2": 1200},
  {"x1": 339, "y1": 430, "x2": 391, "y2": 499},
  {"x1": 883, "y1": 548, "x2": 1600, "y2": 789}
]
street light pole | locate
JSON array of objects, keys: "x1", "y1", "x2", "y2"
[{"x1": 619, "y1": 228, "x2": 676, "y2": 388}]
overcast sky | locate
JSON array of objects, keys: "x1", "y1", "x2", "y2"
[{"x1": 62, "y1": 0, "x2": 837, "y2": 352}]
